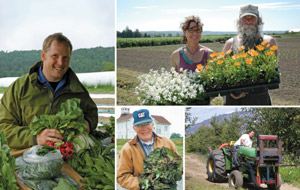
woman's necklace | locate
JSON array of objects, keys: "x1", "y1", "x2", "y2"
[{"x1": 186, "y1": 45, "x2": 200, "y2": 56}]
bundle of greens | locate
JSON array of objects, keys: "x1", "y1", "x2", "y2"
[
  {"x1": 30, "y1": 98, "x2": 95, "y2": 156},
  {"x1": 139, "y1": 147, "x2": 183, "y2": 190},
  {"x1": 30, "y1": 98, "x2": 87, "y2": 142},
  {"x1": 0, "y1": 132, "x2": 18, "y2": 190},
  {"x1": 68, "y1": 135, "x2": 115, "y2": 190}
]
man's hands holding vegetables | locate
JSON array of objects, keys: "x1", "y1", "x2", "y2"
[{"x1": 37, "y1": 120, "x2": 90, "y2": 146}]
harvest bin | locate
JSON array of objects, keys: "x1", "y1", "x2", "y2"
[
  {"x1": 10, "y1": 148, "x2": 84, "y2": 190},
  {"x1": 205, "y1": 75, "x2": 280, "y2": 97}
]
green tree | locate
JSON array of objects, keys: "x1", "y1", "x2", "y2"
[
  {"x1": 170, "y1": 133, "x2": 182, "y2": 139},
  {"x1": 185, "y1": 107, "x2": 197, "y2": 130}
]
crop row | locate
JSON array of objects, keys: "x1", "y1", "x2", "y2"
[{"x1": 117, "y1": 36, "x2": 233, "y2": 48}]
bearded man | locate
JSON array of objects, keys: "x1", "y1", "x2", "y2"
[{"x1": 223, "y1": 4, "x2": 278, "y2": 105}]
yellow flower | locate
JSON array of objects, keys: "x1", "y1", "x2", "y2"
[
  {"x1": 256, "y1": 44, "x2": 264, "y2": 51},
  {"x1": 235, "y1": 62, "x2": 241, "y2": 66},
  {"x1": 240, "y1": 53, "x2": 247, "y2": 58},
  {"x1": 267, "y1": 51, "x2": 274, "y2": 56},
  {"x1": 248, "y1": 49, "x2": 258, "y2": 57},
  {"x1": 246, "y1": 58, "x2": 253, "y2": 65},
  {"x1": 270, "y1": 45, "x2": 278, "y2": 51},
  {"x1": 226, "y1": 49, "x2": 232, "y2": 55},
  {"x1": 217, "y1": 60, "x2": 224, "y2": 65},
  {"x1": 261, "y1": 41, "x2": 267, "y2": 46},
  {"x1": 219, "y1": 52, "x2": 225, "y2": 55},
  {"x1": 232, "y1": 54, "x2": 240, "y2": 60},
  {"x1": 210, "y1": 52, "x2": 219, "y2": 58},
  {"x1": 266, "y1": 44, "x2": 270, "y2": 48}
]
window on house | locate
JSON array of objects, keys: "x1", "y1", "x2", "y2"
[
  {"x1": 164, "y1": 126, "x2": 168, "y2": 132},
  {"x1": 157, "y1": 126, "x2": 161, "y2": 134}
]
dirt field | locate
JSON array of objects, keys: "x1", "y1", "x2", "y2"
[
  {"x1": 185, "y1": 154, "x2": 300, "y2": 190},
  {"x1": 117, "y1": 37, "x2": 300, "y2": 105}
]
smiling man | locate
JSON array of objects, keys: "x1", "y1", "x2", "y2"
[
  {"x1": 223, "y1": 4, "x2": 278, "y2": 105},
  {"x1": 117, "y1": 109, "x2": 177, "y2": 190},
  {"x1": 0, "y1": 33, "x2": 98, "y2": 151}
]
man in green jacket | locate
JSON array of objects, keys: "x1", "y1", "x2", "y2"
[{"x1": 0, "y1": 33, "x2": 98, "y2": 152}]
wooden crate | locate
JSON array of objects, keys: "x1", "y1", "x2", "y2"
[{"x1": 11, "y1": 148, "x2": 84, "y2": 190}]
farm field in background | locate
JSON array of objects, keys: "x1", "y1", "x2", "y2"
[{"x1": 117, "y1": 37, "x2": 300, "y2": 105}]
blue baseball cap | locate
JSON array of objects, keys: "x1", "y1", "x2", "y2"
[{"x1": 132, "y1": 109, "x2": 153, "y2": 126}]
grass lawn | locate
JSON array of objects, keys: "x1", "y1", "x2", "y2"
[{"x1": 83, "y1": 83, "x2": 115, "y2": 94}]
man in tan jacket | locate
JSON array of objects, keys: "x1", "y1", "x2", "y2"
[{"x1": 117, "y1": 109, "x2": 177, "y2": 190}]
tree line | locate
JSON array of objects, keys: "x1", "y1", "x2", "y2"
[
  {"x1": 117, "y1": 26, "x2": 179, "y2": 38},
  {"x1": 185, "y1": 107, "x2": 300, "y2": 164},
  {"x1": 0, "y1": 47, "x2": 114, "y2": 77}
]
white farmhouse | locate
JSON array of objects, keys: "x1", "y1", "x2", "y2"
[{"x1": 117, "y1": 108, "x2": 171, "y2": 139}]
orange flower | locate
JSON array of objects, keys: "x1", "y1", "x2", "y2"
[
  {"x1": 232, "y1": 54, "x2": 240, "y2": 60},
  {"x1": 197, "y1": 64, "x2": 203, "y2": 71},
  {"x1": 256, "y1": 44, "x2": 264, "y2": 51},
  {"x1": 235, "y1": 62, "x2": 241, "y2": 66},
  {"x1": 261, "y1": 41, "x2": 267, "y2": 46},
  {"x1": 217, "y1": 60, "x2": 224, "y2": 65},
  {"x1": 205, "y1": 65, "x2": 209, "y2": 70},
  {"x1": 217, "y1": 55, "x2": 224, "y2": 59},
  {"x1": 266, "y1": 44, "x2": 270, "y2": 48},
  {"x1": 210, "y1": 52, "x2": 219, "y2": 58},
  {"x1": 270, "y1": 45, "x2": 278, "y2": 51},
  {"x1": 248, "y1": 49, "x2": 258, "y2": 56},
  {"x1": 219, "y1": 52, "x2": 225, "y2": 55},
  {"x1": 238, "y1": 46, "x2": 245, "y2": 51},
  {"x1": 226, "y1": 49, "x2": 232, "y2": 55},
  {"x1": 267, "y1": 51, "x2": 274, "y2": 56},
  {"x1": 209, "y1": 58, "x2": 216, "y2": 63},
  {"x1": 240, "y1": 53, "x2": 247, "y2": 58},
  {"x1": 246, "y1": 58, "x2": 253, "y2": 65}
]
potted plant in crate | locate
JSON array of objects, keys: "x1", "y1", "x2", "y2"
[{"x1": 197, "y1": 41, "x2": 280, "y2": 97}]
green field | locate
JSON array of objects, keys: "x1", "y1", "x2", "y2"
[
  {"x1": 0, "y1": 84, "x2": 114, "y2": 94},
  {"x1": 117, "y1": 32, "x2": 300, "y2": 48},
  {"x1": 82, "y1": 83, "x2": 115, "y2": 94},
  {"x1": 117, "y1": 138, "x2": 183, "y2": 158}
]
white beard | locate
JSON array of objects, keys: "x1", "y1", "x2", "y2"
[{"x1": 238, "y1": 24, "x2": 262, "y2": 50}]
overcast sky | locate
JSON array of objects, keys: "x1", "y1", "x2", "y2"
[
  {"x1": 116, "y1": 106, "x2": 185, "y2": 136},
  {"x1": 117, "y1": 0, "x2": 300, "y2": 32},
  {"x1": 0, "y1": 0, "x2": 115, "y2": 51}
]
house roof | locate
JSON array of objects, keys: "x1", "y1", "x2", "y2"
[{"x1": 117, "y1": 114, "x2": 171, "y2": 125}]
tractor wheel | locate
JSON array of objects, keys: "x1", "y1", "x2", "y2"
[
  {"x1": 206, "y1": 150, "x2": 227, "y2": 182},
  {"x1": 267, "y1": 174, "x2": 282, "y2": 190},
  {"x1": 228, "y1": 170, "x2": 243, "y2": 189}
]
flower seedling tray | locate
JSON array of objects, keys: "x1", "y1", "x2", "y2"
[
  {"x1": 205, "y1": 76, "x2": 280, "y2": 97},
  {"x1": 10, "y1": 148, "x2": 84, "y2": 190}
]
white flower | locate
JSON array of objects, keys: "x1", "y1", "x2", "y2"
[{"x1": 136, "y1": 67, "x2": 206, "y2": 105}]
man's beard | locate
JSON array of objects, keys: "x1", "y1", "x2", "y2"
[{"x1": 238, "y1": 24, "x2": 262, "y2": 50}]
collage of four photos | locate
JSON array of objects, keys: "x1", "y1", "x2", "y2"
[{"x1": 1, "y1": 0, "x2": 300, "y2": 190}]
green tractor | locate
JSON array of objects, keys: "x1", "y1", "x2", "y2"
[{"x1": 207, "y1": 135, "x2": 283, "y2": 189}]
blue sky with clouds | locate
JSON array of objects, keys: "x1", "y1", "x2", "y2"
[
  {"x1": 117, "y1": 0, "x2": 300, "y2": 32},
  {"x1": 0, "y1": 0, "x2": 115, "y2": 51}
]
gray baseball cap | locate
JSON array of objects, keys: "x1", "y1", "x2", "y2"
[{"x1": 239, "y1": 4, "x2": 259, "y2": 18}]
